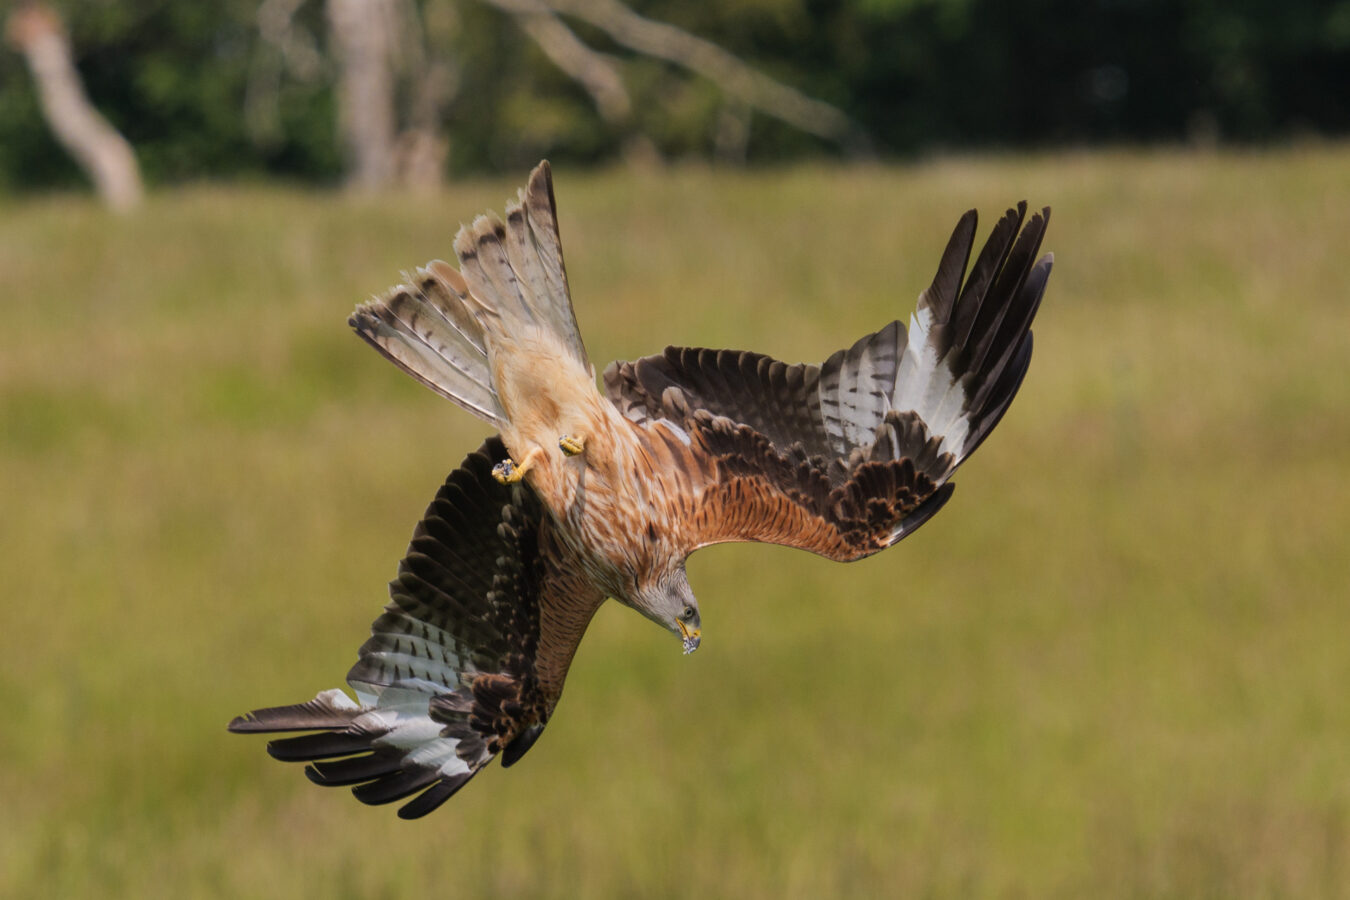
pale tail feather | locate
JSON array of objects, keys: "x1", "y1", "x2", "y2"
[
  {"x1": 452, "y1": 161, "x2": 592, "y2": 375},
  {"x1": 350, "y1": 259, "x2": 505, "y2": 427},
  {"x1": 348, "y1": 161, "x2": 590, "y2": 425}
]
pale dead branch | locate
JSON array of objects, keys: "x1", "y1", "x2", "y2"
[
  {"x1": 6, "y1": 2, "x2": 144, "y2": 210},
  {"x1": 480, "y1": 0, "x2": 631, "y2": 122},
  {"x1": 541, "y1": 0, "x2": 872, "y2": 156}
]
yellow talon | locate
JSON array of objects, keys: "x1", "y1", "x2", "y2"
[
  {"x1": 559, "y1": 434, "x2": 585, "y2": 457},
  {"x1": 492, "y1": 447, "x2": 544, "y2": 484}
]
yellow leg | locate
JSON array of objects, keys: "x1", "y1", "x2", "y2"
[
  {"x1": 492, "y1": 446, "x2": 544, "y2": 484},
  {"x1": 558, "y1": 434, "x2": 586, "y2": 457}
]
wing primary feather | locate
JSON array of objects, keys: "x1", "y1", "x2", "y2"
[
  {"x1": 227, "y1": 689, "x2": 360, "y2": 733},
  {"x1": 351, "y1": 768, "x2": 443, "y2": 806},
  {"x1": 917, "y1": 208, "x2": 977, "y2": 323},
  {"x1": 948, "y1": 204, "x2": 1023, "y2": 350},
  {"x1": 500, "y1": 723, "x2": 544, "y2": 768},
  {"x1": 965, "y1": 206, "x2": 1048, "y2": 378},
  {"x1": 304, "y1": 752, "x2": 402, "y2": 787},
  {"x1": 888, "y1": 481, "x2": 956, "y2": 544},
  {"x1": 962, "y1": 333, "x2": 1035, "y2": 459},
  {"x1": 265, "y1": 732, "x2": 376, "y2": 762},
  {"x1": 397, "y1": 773, "x2": 473, "y2": 819}
]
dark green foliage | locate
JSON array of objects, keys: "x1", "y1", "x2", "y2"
[{"x1": 2, "y1": 0, "x2": 1347, "y2": 190}]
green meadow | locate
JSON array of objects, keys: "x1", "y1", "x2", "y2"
[{"x1": 2, "y1": 145, "x2": 1347, "y2": 897}]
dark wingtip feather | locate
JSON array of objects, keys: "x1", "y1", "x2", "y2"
[
  {"x1": 500, "y1": 723, "x2": 544, "y2": 768},
  {"x1": 943, "y1": 200, "x2": 1051, "y2": 463},
  {"x1": 920, "y1": 209, "x2": 979, "y2": 320},
  {"x1": 963, "y1": 333, "x2": 1034, "y2": 460},
  {"x1": 947, "y1": 203, "x2": 1027, "y2": 350},
  {"x1": 304, "y1": 752, "x2": 402, "y2": 787},
  {"x1": 266, "y1": 731, "x2": 375, "y2": 762},
  {"x1": 890, "y1": 481, "x2": 956, "y2": 544},
  {"x1": 228, "y1": 693, "x2": 359, "y2": 734},
  {"x1": 352, "y1": 769, "x2": 441, "y2": 806},
  {"x1": 397, "y1": 773, "x2": 474, "y2": 819}
]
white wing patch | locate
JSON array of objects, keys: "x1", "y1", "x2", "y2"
[
  {"x1": 886, "y1": 306, "x2": 969, "y2": 459},
  {"x1": 308, "y1": 684, "x2": 477, "y2": 780}
]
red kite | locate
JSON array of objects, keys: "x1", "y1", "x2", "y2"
[{"x1": 230, "y1": 162, "x2": 1052, "y2": 818}]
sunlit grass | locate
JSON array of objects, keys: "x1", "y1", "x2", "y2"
[{"x1": 2, "y1": 143, "x2": 1348, "y2": 897}]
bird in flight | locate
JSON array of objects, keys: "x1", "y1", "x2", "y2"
[{"x1": 230, "y1": 161, "x2": 1052, "y2": 819}]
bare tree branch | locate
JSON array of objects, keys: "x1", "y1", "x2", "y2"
[
  {"x1": 318, "y1": 0, "x2": 871, "y2": 184},
  {"x1": 6, "y1": 2, "x2": 143, "y2": 210},
  {"x1": 480, "y1": 0, "x2": 631, "y2": 122},
  {"x1": 541, "y1": 0, "x2": 873, "y2": 156}
]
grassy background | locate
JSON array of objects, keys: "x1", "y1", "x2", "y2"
[{"x1": 2, "y1": 144, "x2": 1347, "y2": 898}]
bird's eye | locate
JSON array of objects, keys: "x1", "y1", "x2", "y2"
[{"x1": 681, "y1": 606, "x2": 696, "y2": 621}]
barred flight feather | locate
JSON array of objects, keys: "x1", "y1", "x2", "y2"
[
  {"x1": 349, "y1": 267, "x2": 503, "y2": 426},
  {"x1": 230, "y1": 437, "x2": 602, "y2": 817}
]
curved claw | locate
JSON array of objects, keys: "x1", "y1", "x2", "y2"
[
  {"x1": 559, "y1": 434, "x2": 585, "y2": 457},
  {"x1": 492, "y1": 446, "x2": 543, "y2": 484}
]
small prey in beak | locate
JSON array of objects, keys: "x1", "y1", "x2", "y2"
[{"x1": 678, "y1": 618, "x2": 701, "y2": 655}]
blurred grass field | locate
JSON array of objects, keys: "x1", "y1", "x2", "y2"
[{"x1": 2, "y1": 144, "x2": 1348, "y2": 898}]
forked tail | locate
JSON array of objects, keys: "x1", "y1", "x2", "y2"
[{"x1": 349, "y1": 161, "x2": 591, "y2": 427}]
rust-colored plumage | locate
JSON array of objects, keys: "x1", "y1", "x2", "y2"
[{"x1": 230, "y1": 161, "x2": 1053, "y2": 818}]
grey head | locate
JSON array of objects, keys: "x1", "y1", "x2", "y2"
[{"x1": 624, "y1": 561, "x2": 701, "y2": 654}]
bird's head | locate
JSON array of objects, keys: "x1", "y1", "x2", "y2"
[{"x1": 627, "y1": 563, "x2": 701, "y2": 654}]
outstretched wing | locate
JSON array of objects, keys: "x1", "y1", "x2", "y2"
[
  {"x1": 606, "y1": 203, "x2": 1052, "y2": 561},
  {"x1": 229, "y1": 437, "x2": 604, "y2": 819}
]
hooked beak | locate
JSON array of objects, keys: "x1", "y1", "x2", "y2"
[{"x1": 677, "y1": 619, "x2": 701, "y2": 655}]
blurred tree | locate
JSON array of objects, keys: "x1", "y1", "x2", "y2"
[
  {"x1": 326, "y1": 0, "x2": 397, "y2": 189},
  {"x1": 0, "y1": 0, "x2": 1346, "y2": 191},
  {"x1": 320, "y1": 0, "x2": 868, "y2": 189},
  {"x1": 5, "y1": 2, "x2": 142, "y2": 209}
]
